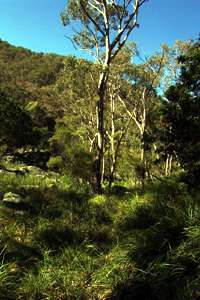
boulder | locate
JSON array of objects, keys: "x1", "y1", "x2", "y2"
[
  {"x1": 2, "y1": 192, "x2": 36, "y2": 214},
  {"x1": 21, "y1": 184, "x2": 40, "y2": 190},
  {"x1": 25, "y1": 166, "x2": 45, "y2": 175},
  {"x1": 3, "y1": 192, "x2": 22, "y2": 204},
  {"x1": 0, "y1": 169, "x2": 9, "y2": 174}
]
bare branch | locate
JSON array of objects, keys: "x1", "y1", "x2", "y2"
[
  {"x1": 110, "y1": 0, "x2": 140, "y2": 52},
  {"x1": 88, "y1": 1, "x2": 104, "y2": 15},
  {"x1": 117, "y1": 94, "x2": 143, "y2": 134}
]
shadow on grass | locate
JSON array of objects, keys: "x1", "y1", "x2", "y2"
[
  {"x1": 108, "y1": 185, "x2": 142, "y2": 198},
  {"x1": 36, "y1": 225, "x2": 83, "y2": 253},
  {"x1": 2, "y1": 201, "x2": 37, "y2": 215},
  {"x1": 57, "y1": 189, "x2": 89, "y2": 204},
  {"x1": 109, "y1": 279, "x2": 158, "y2": 300},
  {"x1": 121, "y1": 205, "x2": 186, "y2": 268},
  {"x1": 119, "y1": 204, "x2": 157, "y2": 232},
  {"x1": 1, "y1": 187, "x2": 47, "y2": 220},
  {"x1": 109, "y1": 274, "x2": 181, "y2": 300},
  {"x1": 41, "y1": 207, "x2": 63, "y2": 220},
  {"x1": 2, "y1": 239, "x2": 43, "y2": 269},
  {"x1": 86, "y1": 226, "x2": 115, "y2": 253},
  {"x1": 36, "y1": 222, "x2": 114, "y2": 255},
  {"x1": 2, "y1": 187, "x2": 86, "y2": 221}
]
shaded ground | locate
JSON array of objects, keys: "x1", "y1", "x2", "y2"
[{"x1": 0, "y1": 168, "x2": 200, "y2": 299}]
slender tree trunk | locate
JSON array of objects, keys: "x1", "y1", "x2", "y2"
[
  {"x1": 153, "y1": 143, "x2": 159, "y2": 160},
  {"x1": 165, "y1": 154, "x2": 169, "y2": 176},
  {"x1": 107, "y1": 85, "x2": 133, "y2": 191},
  {"x1": 165, "y1": 154, "x2": 173, "y2": 176},
  {"x1": 109, "y1": 91, "x2": 115, "y2": 190},
  {"x1": 141, "y1": 145, "x2": 144, "y2": 162},
  {"x1": 140, "y1": 131, "x2": 146, "y2": 187},
  {"x1": 96, "y1": 64, "x2": 109, "y2": 193},
  {"x1": 140, "y1": 129, "x2": 152, "y2": 185},
  {"x1": 168, "y1": 155, "x2": 172, "y2": 176}
]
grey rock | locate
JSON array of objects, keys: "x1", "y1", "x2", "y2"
[
  {"x1": 0, "y1": 169, "x2": 8, "y2": 174},
  {"x1": 1, "y1": 206, "x2": 26, "y2": 216},
  {"x1": 2, "y1": 192, "x2": 36, "y2": 214},
  {"x1": 3, "y1": 192, "x2": 22, "y2": 204},
  {"x1": 21, "y1": 184, "x2": 40, "y2": 190},
  {"x1": 25, "y1": 166, "x2": 45, "y2": 174}
]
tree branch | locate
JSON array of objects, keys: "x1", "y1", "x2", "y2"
[{"x1": 80, "y1": 0, "x2": 106, "y2": 37}]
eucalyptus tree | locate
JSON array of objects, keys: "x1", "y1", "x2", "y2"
[
  {"x1": 113, "y1": 46, "x2": 169, "y2": 183},
  {"x1": 105, "y1": 45, "x2": 137, "y2": 187},
  {"x1": 114, "y1": 41, "x2": 192, "y2": 181},
  {"x1": 163, "y1": 38, "x2": 200, "y2": 184},
  {"x1": 54, "y1": 56, "x2": 98, "y2": 146},
  {"x1": 155, "y1": 41, "x2": 192, "y2": 176},
  {"x1": 61, "y1": 0, "x2": 148, "y2": 192}
]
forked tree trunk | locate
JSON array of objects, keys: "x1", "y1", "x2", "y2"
[{"x1": 63, "y1": 0, "x2": 147, "y2": 194}]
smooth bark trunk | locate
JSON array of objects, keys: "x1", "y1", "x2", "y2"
[
  {"x1": 165, "y1": 154, "x2": 172, "y2": 176},
  {"x1": 96, "y1": 64, "x2": 109, "y2": 193}
]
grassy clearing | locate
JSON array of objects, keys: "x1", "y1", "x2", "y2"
[{"x1": 0, "y1": 171, "x2": 200, "y2": 299}]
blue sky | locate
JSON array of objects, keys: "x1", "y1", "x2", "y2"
[{"x1": 0, "y1": 0, "x2": 199, "y2": 58}]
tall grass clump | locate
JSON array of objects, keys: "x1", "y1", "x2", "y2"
[
  {"x1": 19, "y1": 248, "x2": 99, "y2": 299},
  {"x1": 0, "y1": 261, "x2": 17, "y2": 300},
  {"x1": 112, "y1": 178, "x2": 200, "y2": 300}
]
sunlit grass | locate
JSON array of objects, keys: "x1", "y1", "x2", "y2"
[{"x1": 0, "y1": 169, "x2": 200, "y2": 299}]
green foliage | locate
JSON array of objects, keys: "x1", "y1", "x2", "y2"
[
  {"x1": 49, "y1": 125, "x2": 95, "y2": 184},
  {"x1": 0, "y1": 90, "x2": 38, "y2": 149},
  {"x1": 163, "y1": 39, "x2": 200, "y2": 184},
  {"x1": 0, "y1": 33, "x2": 199, "y2": 300},
  {"x1": 0, "y1": 89, "x2": 55, "y2": 154},
  {"x1": 0, "y1": 39, "x2": 64, "y2": 88},
  {"x1": 47, "y1": 156, "x2": 63, "y2": 172}
]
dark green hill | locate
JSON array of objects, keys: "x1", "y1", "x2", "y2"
[
  {"x1": 0, "y1": 39, "x2": 64, "y2": 86},
  {"x1": 0, "y1": 39, "x2": 65, "y2": 106},
  {"x1": 0, "y1": 40, "x2": 68, "y2": 155}
]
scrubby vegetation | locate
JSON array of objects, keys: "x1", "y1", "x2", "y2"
[{"x1": 0, "y1": 171, "x2": 200, "y2": 299}]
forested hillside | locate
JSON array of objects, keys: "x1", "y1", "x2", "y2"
[
  {"x1": 0, "y1": 3, "x2": 200, "y2": 299},
  {"x1": 0, "y1": 39, "x2": 64, "y2": 87}
]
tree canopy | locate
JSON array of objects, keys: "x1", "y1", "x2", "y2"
[{"x1": 163, "y1": 38, "x2": 200, "y2": 182}]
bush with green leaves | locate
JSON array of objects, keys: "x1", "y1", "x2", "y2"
[
  {"x1": 162, "y1": 39, "x2": 200, "y2": 186},
  {"x1": 49, "y1": 125, "x2": 95, "y2": 184}
]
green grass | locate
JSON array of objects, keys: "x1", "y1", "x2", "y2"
[{"x1": 0, "y1": 169, "x2": 200, "y2": 299}]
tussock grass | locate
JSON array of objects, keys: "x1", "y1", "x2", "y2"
[{"x1": 0, "y1": 171, "x2": 200, "y2": 299}]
